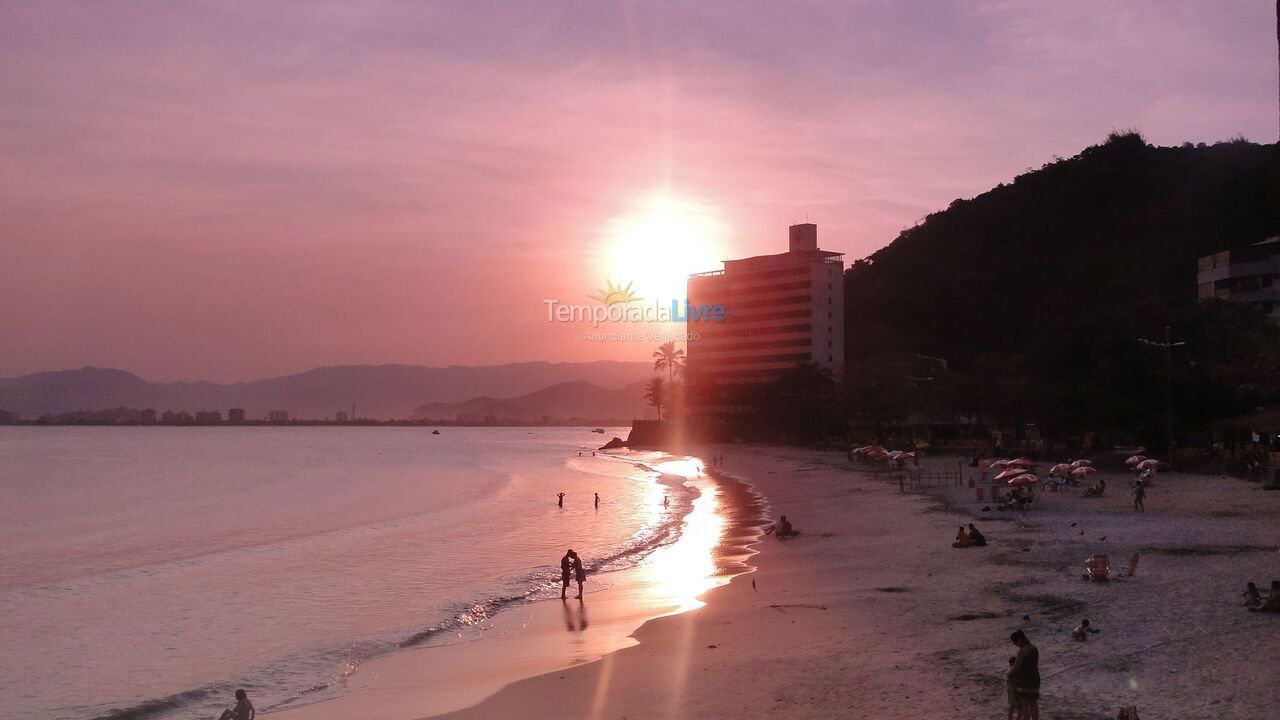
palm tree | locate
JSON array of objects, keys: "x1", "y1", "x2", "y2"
[
  {"x1": 644, "y1": 377, "x2": 667, "y2": 419},
  {"x1": 652, "y1": 341, "x2": 685, "y2": 384}
]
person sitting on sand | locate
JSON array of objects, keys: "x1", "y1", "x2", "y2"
[
  {"x1": 776, "y1": 515, "x2": 797, "y2": 537},
  {"x1": 1249, "y1": 580, "x2": 1280, "y2": 613},
  {"x1": 219, "y1": 689, "x2": 255, "y2": 720},
  {"x1": 765, "y1": 515, "x2": 798, "y2": 538},
  {"x1": 967, "y1": 523, "x2": 987, "y2": 547},
  {"x1": 952, "y1": 525, "x2": 970, "y2": 548},
  {"x1": 1242, "y1": 581, "x2": 1262, "y2": 608},
  {"x1": 1071, "y1": 618, "x2": 1097, "y2": 641}
]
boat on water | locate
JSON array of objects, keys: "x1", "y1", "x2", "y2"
[{"x1": 592, "y1": 428, "x2": 605, "y2": 433}]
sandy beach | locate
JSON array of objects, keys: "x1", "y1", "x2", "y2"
[{"x1": 279, "y1": 446, "x2": 1280, "y2": 720}]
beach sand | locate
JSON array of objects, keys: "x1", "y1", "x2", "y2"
[{"x1": 282, "y1": 447, "x2": 1280, "y2": 719}]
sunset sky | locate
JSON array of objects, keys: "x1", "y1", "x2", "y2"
[{"x1": 1, "y1": 1, "x2": 1273, "y2": 382}]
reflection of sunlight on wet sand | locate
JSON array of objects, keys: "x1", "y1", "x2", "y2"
[
  {"x1": 642, "y1": 459, "x2": 722, "y2": 613},
  {"x1": 638, "y1": 458, "x2": 724, "y2": 718}
]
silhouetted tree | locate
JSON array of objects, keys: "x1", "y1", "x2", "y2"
[
  {"x1": 644, "y1": 377, "x2": 667, "y2": 419},
  {"x1": 652, "y1": 342, "x2": 685, "y2": 384}
]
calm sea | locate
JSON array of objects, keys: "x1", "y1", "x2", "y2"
[{"x1": 0, "y1": 427, "x2": 690, "y2": 720}]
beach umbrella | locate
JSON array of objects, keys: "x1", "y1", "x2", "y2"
[
  {"x1": 1136, "y1": 459, "x2": 1161, "y2": 471},
  {"x1": 1070, "y1": 459, "x2": 1093, "y2": 469},
  {"x1": 1124, "y1": 455, "x2": 1147, "y2": 466},
  {"x1": 1011, "y1": 456, "x2": 1035, "y2": 466},
  {"x1": 989, "y1": 459, "x2": 1012, "y2": 469},
  {"x1": 1050, "y1": 463, "x2": 1072, "y2": 478},
  {"x1": 994, "y1": 467, "x2": 1029, "y2": 481},
  {"x1": 1071, "y1": 466, "x2": 1097, "y2": 477},
  {"x1": 1007, "y1": 473, "x2": 1038, "y2": 486}
]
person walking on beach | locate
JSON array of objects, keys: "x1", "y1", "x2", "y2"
[
  {"x1": 1133, "y1": 479, "x2": 1145, "y2": 512},
  {"x1": 572, "y1": 552, "x2": 587, "y2": 599},
  {"x1": 218, "y1": 689, "x2": 255, "y2": 720},
  {"x1": 594, "y1": 492, "x2": 600, "y2": 509},
  {"x1": 1007, "y1": 630, "x2": 1040, "y2": 720},
  {"x1": 557, "y1": 492, "x2": 565, "y2": 508}
]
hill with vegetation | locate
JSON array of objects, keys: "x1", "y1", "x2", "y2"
[{"x1": 838, "y1": 133, "x2": 1280, "y2": 449}]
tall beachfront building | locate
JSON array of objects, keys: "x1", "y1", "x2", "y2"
[{"x1": 685, "y1": 223, "x2": 844, "y2": 415}]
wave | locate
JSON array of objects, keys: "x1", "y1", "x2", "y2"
[{"x1": 87, "y1": 686, "x2": 221, "y2": 720}]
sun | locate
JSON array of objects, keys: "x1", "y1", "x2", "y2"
[{"x1": 599, "y1": 190, "x2": 728, "y2": 310}]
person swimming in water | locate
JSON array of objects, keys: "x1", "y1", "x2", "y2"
[{"x1": 557, "y1": 492, "x2": 565, "y2": 508}]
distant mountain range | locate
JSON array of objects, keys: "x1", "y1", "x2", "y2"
[
  {"x1": 0, "y1": 362, "x2": 654, "y2": 420},
  {"x1": 413, "y1": 380, "x2": 647, "y2": 423}
]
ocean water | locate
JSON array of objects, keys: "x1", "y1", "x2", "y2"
[{"x1": 0, "y1": 427, "x2": 692, "y2": 720}]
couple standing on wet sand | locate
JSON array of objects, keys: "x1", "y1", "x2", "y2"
[{"x1": 560, "y1": 549, "x2": 587, "y2": 600}]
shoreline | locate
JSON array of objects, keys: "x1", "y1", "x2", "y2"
[
  {"x1": 430, "y1": 446, "x2": 1280, "y2": 720},
  {"x1": 271, "y1": 452, "x2": 769, "y2": 720}
]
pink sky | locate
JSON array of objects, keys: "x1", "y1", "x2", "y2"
[{"x1": 0, "y1": 1, "x2": 1274, "y2": 382}]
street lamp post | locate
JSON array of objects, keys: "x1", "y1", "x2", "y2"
[{"x1": 1138, "y1": 326, "x2": 1186, "y2": 456}]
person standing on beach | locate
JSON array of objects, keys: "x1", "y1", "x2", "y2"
[
  {"x1": 594, "y1": 492, "x2": 600, "y2": 509},
  {"x1": 218, "y1": 689, "x2": 255, "y2": 720},
  {"x1": 1007, "y1": 630, "x2": 1040, "y2": 720},
  {"x1": 560, "y1": 550, "x2": 575, "y2": 600},
  {"x1": 572, "y1": 553, "x2": 587, "y2": 599},
  {"x1": 1133, "y1": 480, "x2": 1145, "y2": 512},
  {"x1": 557, "y1": 492, "x2": 565, "y2": 508}
]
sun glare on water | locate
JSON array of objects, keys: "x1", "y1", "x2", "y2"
[{"x1": 600, "y1": 190, "x2": 728, "y2": 308}]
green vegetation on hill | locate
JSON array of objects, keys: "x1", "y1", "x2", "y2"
[{"x1": 839, "y1": 133, "x2": 1280, "y2": 449}]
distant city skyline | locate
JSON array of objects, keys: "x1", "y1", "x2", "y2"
[{"x1": 1, "y1": 1, "x2": 1274, "y2": 382}]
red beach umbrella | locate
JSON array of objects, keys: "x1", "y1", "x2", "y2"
[
  {"x1": 994, "y1": 468, "x2": 1029, "y2": 481},
  {"x1": 1007, "y1": 473, "x2": 1038, "y2": 486},
  {"x1": 1049, "y1": 463, "x2": 1072, "y2": 478},
  {"x1": 1071, "y1": 466, "x2": 1097, "y2": 477},
  {"x1": 1124, "y1": 455, "x2": 1147, "y2": 466},
  {"x1": 1136, "y1": 459, "x2": 1161, "y2": 471},
  {"x1": 1070, "y1": 459, "x2": 1093, "y2": 469}
]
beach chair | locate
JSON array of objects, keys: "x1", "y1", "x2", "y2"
[
  {"x1": 1126, "y1": 552, "x2": 1140, "y2": 577},
  {"x1": 1085, "y1": 554, "x2": 1110, "y2": 581}
]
